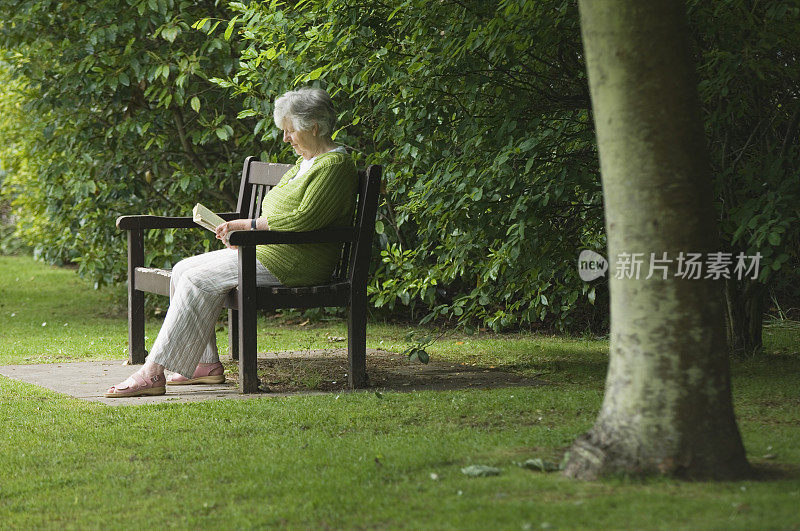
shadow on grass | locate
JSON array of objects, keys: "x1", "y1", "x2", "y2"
[
  {"x1": 751, "y1": 462, "x2": 800, "y2": 481},
  {"x1": 732, "y1": 353, "x2": 800, "y2": 374},
  {"x1": 499, "y1": 358, "x2": 609, "y2": 386}
]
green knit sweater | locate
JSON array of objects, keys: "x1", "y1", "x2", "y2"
[{"x1": 255, "y1": 151, "x2": 357, "y2": 287}]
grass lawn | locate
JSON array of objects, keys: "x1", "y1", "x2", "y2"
[{"x1": 1, "y1": 254, "x2": 799, "y2": 529}]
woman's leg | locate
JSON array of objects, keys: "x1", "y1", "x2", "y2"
[
  {"x1": 170, "y1": 249, "x2": 281, "y2": 364},
  {"x1": 107, "y1": 248, "x2": 279, "y2": 396},
  {"x1": 170, "y1": 252, "x2": 222, "y2": 362},
  {"x1": 150, "y1": 248, "x2": 279, "y2": 376}
]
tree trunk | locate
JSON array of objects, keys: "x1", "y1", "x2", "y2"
[
  {"x1": 563, "y1": 0, "x2": 751, "y2": 480},
  {"x1": 725, "y1": 278, "x2": 764, "y2": 356}
]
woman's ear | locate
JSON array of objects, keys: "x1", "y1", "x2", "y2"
[{"x1": 312, "y1": 123, "x2": 319, "y2": 137}]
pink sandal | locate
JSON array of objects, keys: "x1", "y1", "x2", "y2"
[
  {"x1": 105, "y1": 372, "x2": 166, "y2": 398},
  {"x1": 167, "y1": 362, "x2": 226, "y2": 385}
]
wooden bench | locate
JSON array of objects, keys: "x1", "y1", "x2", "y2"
[{"x1": 116, "y1": 156, "x2": 382, "y2": 392}]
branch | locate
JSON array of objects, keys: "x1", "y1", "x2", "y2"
[
  {"x1": 172, "y1": 108, "x2": 206, "y2": 173},
  {"x1": 780, "y1": 109, "x2": 800, "y2": 160}
]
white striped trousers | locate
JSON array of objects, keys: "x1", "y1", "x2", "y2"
[{"x1": 147, "y1": 248, "x2": 280, "y2": 377}]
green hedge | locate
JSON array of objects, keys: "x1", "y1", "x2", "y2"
[{"x1": 1, "y1": 0, "x2": 797, "y2": 332}]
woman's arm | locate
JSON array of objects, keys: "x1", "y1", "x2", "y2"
[{"x1": 215, "y1": 218, "x2": 269, "y2": 248}]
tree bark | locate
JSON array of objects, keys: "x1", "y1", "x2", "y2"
[{"x1": 564, "y1": 0, "x2": 751, "y2": 480}]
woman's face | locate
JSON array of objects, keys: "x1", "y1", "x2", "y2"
[{"x1": 282, "y1": 118, "x2": 318, "y2": 160}]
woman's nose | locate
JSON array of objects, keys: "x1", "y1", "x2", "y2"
[{"x1": 283, "y1": 131, "x2": 289, "y2": 142}]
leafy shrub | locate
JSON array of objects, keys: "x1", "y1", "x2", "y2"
[
  {"x1": 0, "y1": 0, "x2": 270, "y2": 284},
  {"x1": 1, "y1": 0, "x2": 796, "y2": 339},
  {"x1": 203, "y1": 0, "x2": 606, "y2": 331}
]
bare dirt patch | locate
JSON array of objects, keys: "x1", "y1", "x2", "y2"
[{"x1": 224, "y1": 348, "x2": 543, "y2": 393}]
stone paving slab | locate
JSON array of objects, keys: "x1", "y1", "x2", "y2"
[{"x1": 0, "y1": 357, "x2": 323, "y2": 407}]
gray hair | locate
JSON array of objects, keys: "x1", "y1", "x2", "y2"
[{"x1": 273, "y1": 87, "x2": 337, "y2": 137}]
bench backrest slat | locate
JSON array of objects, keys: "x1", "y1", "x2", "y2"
[
  {"x1": 236, "y1": 157, "x2": 293, "y2": 218},
  {"x1": 249, "y1": 161, "x2": 291, "y2": 186},
  {"x1": 346, "y1": 166, "x2": 382, "y2": 286}
]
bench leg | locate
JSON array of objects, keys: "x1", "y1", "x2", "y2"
[
  {"x1": 228, "y1": 309, "x2": 239, "y2": 361},
  {"x1": 238, "y1": 247, "x2": 260, "y2": 393},
  {"x1": 347, "y1": 292, "x2": 368, "y2": 389},
  {"x1": 127, "y1": 229, "x2": 147, "y2": 364}
]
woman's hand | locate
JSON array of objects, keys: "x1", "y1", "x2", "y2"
[{"x1": 215, "y1": 219, "x2": 250, "y2": 249}]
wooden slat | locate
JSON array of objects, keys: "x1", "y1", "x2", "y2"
[
  {"x1": 248, "y1": 162, "x2": 292, "y2": 186},
  {"x1": 248, "y1": 187, "x2": 258, "y2": 220},
  {"x1": 348, "y1": 166, "x2": 382, "y2": 289},
  {"x1": 348, "y1": 289, "x2": 368, "y2": 388},
  {"x1": 228, "y1": 309, "x2": 239, "y2": 361},
  {"x1": 116, "y1": 215, "x2": 196, "y2": 230},
  {"x1": 238, "y1": 246, "x2": 260, "y2": 393},
  {"x1": 128, "y1": 229, "x2": 147, "y2": 364},
  {"x1": 252, "y1": 184, "x2": 265, "y2": 218},
  {"x1": 223, "y1": 285, "x2": 350, "y2": 311},
  {"x1": 134, "y1": 267, "x2": 171, "y2": 296},
  {"x1": 227, "y1": 227, "x2": 354, "y2": 246},
  {"x1": 117, "y1": 212, "x2": 241, "y2": 230},
  {"x1": 236, "y1": 155, "x2": 257, "y2": 217}
]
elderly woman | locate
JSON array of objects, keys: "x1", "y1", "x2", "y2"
[{"x1": 106, "y1": 87, "x2": 356, "y2": 397}]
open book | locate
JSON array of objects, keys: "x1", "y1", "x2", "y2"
[{"x1": 192, "y1": 203, "x2": 226, "y2": 233}]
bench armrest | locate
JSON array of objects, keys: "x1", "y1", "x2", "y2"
[
  {"x1": 227, "y1": 228, "x2": 355, "y2": 246},
  {"x1": 116, "y1": 212, "x2": 241, "y2": 230}
]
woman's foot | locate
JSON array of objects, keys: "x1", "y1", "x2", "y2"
[
  {"x1": 167, "y1": 361, "x2": 226, "y2": 385},
  {"x1": 105, "y1": 371, "x2": 166, "y2": 398}
]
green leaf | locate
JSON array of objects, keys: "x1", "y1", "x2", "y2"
[
  {"x1": 306, "y1": 65, "x2": 325, "y2": 81},
  {"x1": 461, "y1": 465, "x2": 501, "y2": 477},
  {"x1": 192, "y1": 18, "x2": 209, "y2": 30},
  {"x1": 224, "y1": 16, "x2": 239, "y2": 40},
  {"x1": 516, "y1": 458, "x2": 559, "y2": 472},
  {"x1": 190, "y1": 96, "x2": 201, "y2": 113},
  {"x1": 408, "y1": 348, "x2": 429, "y2": 364},
  {"x1": 387, "y1": 4, "x2": 404, "y2": 21},
  {"x1": 768, "y1": 232, "x2": 781, "y2": 246},
  {"x1": 253, "y1": 118, "x2": 266, "y2": 136},
  {"x1": 161, "y1": 26, "x2": 179, "y2": 43},
  {"x1": 375, "y1": 220, "x2": 385, "y2": 234}
]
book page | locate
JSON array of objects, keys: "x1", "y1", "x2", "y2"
[{"x1": 192, "y1": 203, "x2": 225, "y2": 233}]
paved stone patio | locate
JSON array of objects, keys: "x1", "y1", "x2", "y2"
[
  {"x1": 0, "y1": 356, "x2": 321, "y2": 407},
  {"x1": 0, "y1": 348, "x2": 541, "y2": 407}
]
